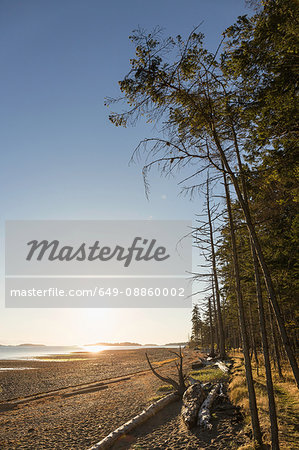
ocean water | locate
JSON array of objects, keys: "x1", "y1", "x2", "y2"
[
  {"x1": 0, "y1": 345, "x2": 79, "y2": 360},
  {"x1": 0, "y1": 344, "x2": 181, "y2": 360}
]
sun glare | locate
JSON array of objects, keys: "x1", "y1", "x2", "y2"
[{"x1": 81, "y1": 345, "x2": 106, "y2": 353}]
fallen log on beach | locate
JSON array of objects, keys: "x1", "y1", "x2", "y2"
[
  {"x1": 214, "y1": 361, "x2": 230, "y2": 373},
  {"x1": 181, "y1": 383, "x2": 206, "y2": 429},
  {"x1": 191, "y1": 361, "x2": 204, "y2": 370},
  {"x1": 197, "y1": 383, "x2": 220, "y2": 429},
  {"x1": 191, "y1": 357, "x2": 205, "y2": 370},
  {"x1": 89, "y1": 392, "x2": 178, "y2": 450}
]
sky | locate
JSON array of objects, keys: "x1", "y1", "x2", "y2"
[{"x1": 0, "y1": 0, "x2": 250, "y2": 345}]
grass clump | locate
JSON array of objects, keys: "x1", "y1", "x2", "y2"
[
  {"x1": 157, "y1": 384, "x2": 174, "y2": 393},
  {"x1": 148, "y1": 384, "x2": 175, "y2": 404},
  {"x1": 190, "y1": 366, "x2": 230, "y2": 383}
]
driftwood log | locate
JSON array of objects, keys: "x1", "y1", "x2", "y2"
[
  {"x1": 218, "y1": 382, "x2": 226, "y2": 398},
  {"x1": 197, "y1": 383, "x2": 220, "y2": 429},
  {"x1": 215, "y1": 361, "x2": 230, "y2": 373},
  {"x1": 191, "y1": 357, "x2": 205, "y2": 370},
  {"x1": 145, "y1": 349, "x2": 187, "y2": 396},
  {"x1": 89, "y1": 392, "x2": 178, "y2": 450},
  {"x1": 181, "y1": 383, "x2": 206, "y2": 429}
]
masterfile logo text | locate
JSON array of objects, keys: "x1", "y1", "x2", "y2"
[{"x1": 5, "y1": 220, "x2": 192, "y2": 308}]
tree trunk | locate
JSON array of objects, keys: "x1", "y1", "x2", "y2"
[
  {"x1": 212, "y1": 125, "x2": 299, "y2": 389},
  {"x1": 206, "y1": 178, "x2": 226, "y2": 359},
  {"x1": 268, "y1": 299, "x2": 283, "y2": 379},
  {"x1": 208, "y1": 297, "x2": 215, "y2": 357},
  {"x1": 248, "y1": 300, "x2": 259, "y2": 376},
  {"x1": 228, "y1": 123, "x2": 280, "y2": 447},
  {"x1": 212, "y1": 279, "x2": 220, "y2": 353},
  {"x1": 251, "y1": 244, "x2": 280, "y2": 449},
  {"x1": 224, "y1": 127, "x2": 280, "y2": 447},
  {"x1": 223, "y1": 168, "x2": 263, "y2": 446}
]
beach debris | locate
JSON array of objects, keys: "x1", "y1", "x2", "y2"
[
  {"x1": 214, "y1": 361, "x2": 230, "y2": 373},
  {"x1": 218, "y1": 382, "x2": 226, "y2": 398},
  {"x1": 88, "y1": 392, "x2": 178, "y2": 450},
  {"x1": 191, "y1": 358, "x2": 204, "y2": 370},
  {"x1": 145, "y1": 347, "x2": 187, "y2": 396},
  {"x1": 197, "y1": 383, "x2": 220, "y2": 429},
  {"x1": 183, "y1": 356, "x2": 232, "y2": 431},
  {"x1": 181, "y1": 383, "x2": 206, "y2": 429}
]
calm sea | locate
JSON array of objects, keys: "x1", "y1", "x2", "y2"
[
  {"x1": 0, "y1": 344, "x2": 181, "y2": 360},
  {"x1": 0, "y1": 345, "x2": 79, "y2": 360}
]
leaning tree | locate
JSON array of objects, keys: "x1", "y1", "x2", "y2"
[{"x1": 106, "y1": 26, "x2": 298, "y2": 390}]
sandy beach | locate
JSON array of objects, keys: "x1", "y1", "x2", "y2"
[
  {"x1": 0, "y1": 348, "x2": 185, "y2": 449},
  {"x1": 0, "y1": 348, "x2": 174, "y2": 401},
  {"x1": 0, "y1": 348, "x2": 247, "y2": 449}
]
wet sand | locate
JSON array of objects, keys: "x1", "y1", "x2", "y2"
[{"x1": 0, "y1": 348, "x2": 173, "y2": 401}]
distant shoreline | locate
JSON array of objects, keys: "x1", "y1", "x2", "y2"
[
  {"x1": 0, "y1": 344, "x2": 184, "y2": 361},
  {"x1": 0, "y1": 341, "x2": 187, "y2": 348}
]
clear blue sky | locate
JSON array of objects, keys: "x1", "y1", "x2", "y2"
[{"x1": 0, "y1": 0, "x2": 250, "y2": 345}]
